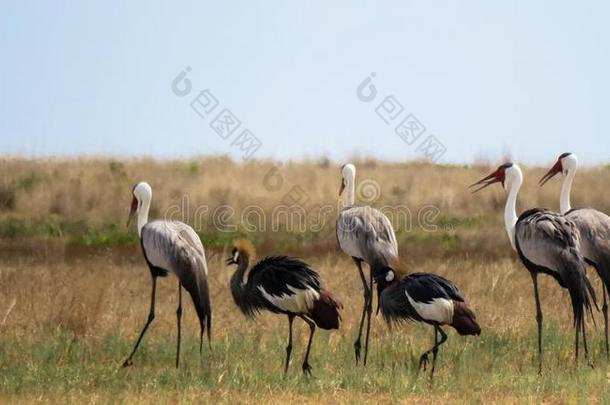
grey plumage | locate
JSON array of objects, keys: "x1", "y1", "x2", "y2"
[
  {"x1": 336, "y1": 206, "x2": 399, "y2": 269},
  {"x1": 336, "y1": 163, "x2": 399, "y2": 366},
  {"x1": 141, "y1": 221, "x2": 212, "y2": 342},
  {"x1": 566, "y1": 207, "x2": 610, "y2": 355},
  {"x1": 567, "y1": 208, "x2": 610, "y2": 271},
  {"x1": 122, "y1": 182, "x2": 212, "y2": 368},
  {"x1": 540, "y1": 152, "x2": 610, "y2": 356},
  {"x1": 515, "y1": 209, "x2": 596, "y2": 322},
  {"x1": 472, "y1": 163, "x2": 596, "y2": 372},
  {"x1": 514, "y1": 208, "x2": 597, "y2": 372}
]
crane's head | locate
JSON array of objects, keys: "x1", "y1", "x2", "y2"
[
  {"x1": 470, "y1": 162, "x2": 522, "y2": 193},
  {"x1": 373, "y1": 267, "x2": 396, "y2": 314},
  {"x1": 339, "y1": 163, "x2": 356, "y2": 196},
  {"x1": 226, "y1": 239, "x2": 256, "y2": 265},
  {"x1": 539, "y1": 152, "x2": 578, "y2": 186},
  {"x1": 127, "y1": 182, "x2": 152, "y2": 227}
]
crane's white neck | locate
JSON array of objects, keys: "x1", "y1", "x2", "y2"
[
  {"x1": 560, "y1": 168, "x2": 575, "y2": 214},
  {"x1": 137, "y1": 197, "x2": 151, "y2": 237},
  {"x1": 343, "y1": 171, "x2": 356, "y2": 207},
  {"x1": 504, "y1": 170, "x2": 522, "y2": 252}
]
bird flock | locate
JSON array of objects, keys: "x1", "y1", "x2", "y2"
[{"x1": 121, "y1": 152, "x2": 610, "y2": 378}]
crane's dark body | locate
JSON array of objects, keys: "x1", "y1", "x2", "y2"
[
  {"x1": 565, "y1": 207, "x2": 610, "y2": 356},
  {"x1": 123, "y1": 221, "x2": 212, "y2": 368},
  {"x1": 514, "y1": 208, "x2": 596, "y2": 371},
  {"x1": 377, "y1": 271, "x2": 480, "y2": 378},
  {"x1": 229, "y1": 250, "x2": 342, "y2": 374}
]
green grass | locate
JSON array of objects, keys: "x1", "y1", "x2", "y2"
[{"x1": 2, "y1": 325, "x2": 609, "y2": 403}]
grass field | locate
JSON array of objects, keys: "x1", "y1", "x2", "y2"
[{"x1": 1, "y1": 157, "x2": 610, "y2": 403}]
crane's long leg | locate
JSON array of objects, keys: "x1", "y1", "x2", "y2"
[
  {"x1": 284, "y1": 315, "x2": 295, "y2": 375},
  {"x1": 353, "y1": 258, "x2": 370, "y2": 364},
  {"x1": 575, "y1": 322, "x2": 579, "y2": 361},
  {"x1": 418, "y1": 326, "x2": 448, "y2": 379},
  {"x1": 602, "y1": 283, "x2": 610, "y2": 358},
  {"x1": 300, "y1": 316, "x2": 316, "y2": 375},
  {"x1": 581, "y1": 315, "x2": 593, "y2": 368},
  {"x1": 176, "y1": 281, "x2": 183, "y2": 368},
  {"x1": 123, "y1": 276, "x2": 157, "y2": 367},
  {"x1": 531, "y1": 273, "x2": 543, "y2": 374},
  {"x1": 363, "y1": 269, "x2": 373, "y2": 366}
]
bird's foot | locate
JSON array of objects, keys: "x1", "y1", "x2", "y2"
[
  {"x1": 418, "y1": 354, "x2": 429, "y2": 372},
  {"x1": 122, "y1": 359, "x2": 133, "y2": 368},
  {"x1": 302, "y1": 362, "x2": 312, "y2": 376},
  {"x1": 354, "y1": 340, "x2": 361, "y2": 364}
]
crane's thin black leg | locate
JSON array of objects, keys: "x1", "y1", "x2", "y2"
[
  {"x1": 353, "y1": 258, "x2": 369, "y2": 364},
  {"x1": 531, "y1": 273, "x2": 543, "y2": 374},
  {"x1": 418, "y1": 326, "x2": 447, "y2": 379},
  {"x1": 284, "y1": 315, "x2": 295, "y2": 375},
  {"x1": 363, "y1": 269, "x2": 373, "y2": 366},
  {"x1": 176, "y1": 280, "x2": 183, "y2": 368},
  {"x1": 575, "y1": 322, "x2": 579, "y2": 361},
  {"x1": 581, "y1": 316, "x2": 593, "y2": 369},
  {"x1": 300, "y1": 316, "x2": 316, "y2": 376},
  {"x1": 602, "y1": 284, "x2": 610, "y2": 359},
  {"x1": 123, "y1": 276, "x2": 157, "y2": 367},
  {"x1": 199, "y1": 322, "x2": 204, "y2": 355}
]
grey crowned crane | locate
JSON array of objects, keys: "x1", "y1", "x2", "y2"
[
  {"x1": 540, "y1": 152, "x2": 610, "y2": 356},
  {"x1": 471, "y1": 163, "x2": 597, "y2": 372},
  {"x1": 375, "y1": 268, "x2": 480, "y2": 378},
  {"x1": 123, "y1": 182, "x2": 212, "y2": 368},
  {"x1": 337, "y1": 163, "x2": 399, "y2": 365},
  {"x1": 226, "y1": 240, "x2": 342, "y2": 375}
]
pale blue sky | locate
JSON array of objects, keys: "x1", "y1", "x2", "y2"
[{"x1": 1, "y1": 1, "x2": 609, "y2": 164}]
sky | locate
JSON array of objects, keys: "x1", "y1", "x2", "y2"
[{"x1": 1, "y1": 1, "x2": 609, "y2": 165}]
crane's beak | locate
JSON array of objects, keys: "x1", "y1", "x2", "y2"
[
  {"x1": 126, "y1": 196, "x2": 137, "y2": 228},
  {"x1": 226, "y1": 256, "x2": 237, "y2": 265},
  {"x1": 469, "y1": 169, "x2": 503, "y2": 193},
  {"x1": 539, "y1": 160, "x2": 562, "y2": 186},
  {"x1": 338, "y1": 179, "x2": 345, "y2": 196}
]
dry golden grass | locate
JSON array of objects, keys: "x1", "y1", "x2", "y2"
[
  {"x1": 1, "y1": 157, "x2": 610, "y2": 403},
  {"x1": 2, "y1": 253, "x2": 610, "y2": 403},
  {"x1": 1, "y1": 156, "x2": 609, "y2": 229}
]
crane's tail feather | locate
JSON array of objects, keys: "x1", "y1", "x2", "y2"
[
  {"x1": 310, "y1": 289, "x2": 343, "y2": 330},
  {"x1": 450, "y1": 301, "x2": 481, "y2": 336},
  {"x1": 181, "y1": 271, "x2": 212, "y2": 348},
  {"x1": 566, "y1": 262, "x2": 597, "y2": 331},
  {"x1": 584, "y1": 272, "x2": 598, "y2": 324}
]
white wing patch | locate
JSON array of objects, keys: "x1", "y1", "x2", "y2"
[
  {"x1": 405, "y1": 291, "x2": 454, "y2": 324},
  {"x1": 258, "y1": 285, "x2": 320, "y2": 314}
]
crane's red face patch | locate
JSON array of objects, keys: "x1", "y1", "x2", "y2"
[
  {"x1": 130, "y1": 196, "x2": 138, "y2": 212},
  {"x1": 126, "y1": 196, "x2": 139, "y2": 228}
]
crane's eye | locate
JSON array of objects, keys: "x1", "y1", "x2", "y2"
[{"x1": 385, "y1": 271, "x2": 394, "y2": 282}]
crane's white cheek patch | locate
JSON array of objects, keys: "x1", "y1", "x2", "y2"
[
  {"x1": 405, "y1": 292, "x2": 454, "y2": 324},
  {"x1": 258, "y1": 286, "x2": 320, "y2": 313}
]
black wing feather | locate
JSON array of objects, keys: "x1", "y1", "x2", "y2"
[
  {"x1": 248, "y1": 256, "x2": 321, "y2": 298},
  {"x1": 403, "y1": 273, "x2": 465, "y2": 303}
]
